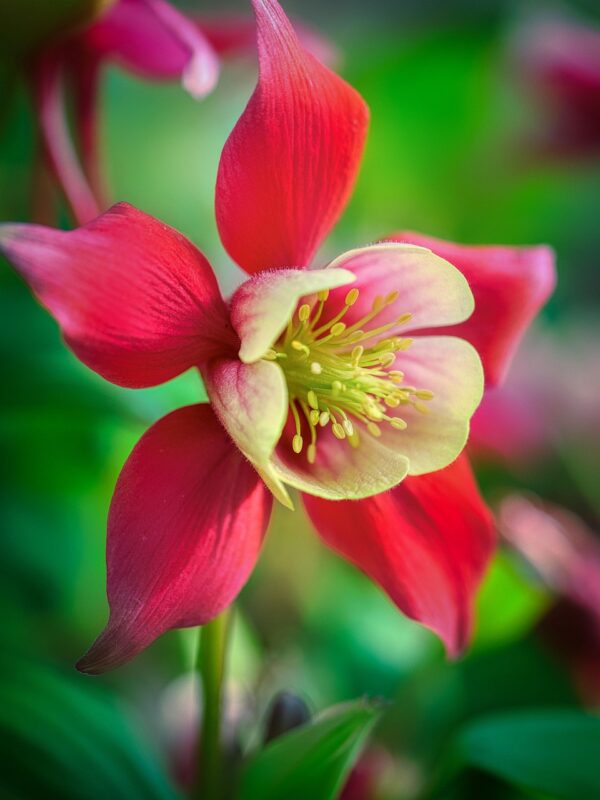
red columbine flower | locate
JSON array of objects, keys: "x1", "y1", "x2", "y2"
[{"x1": 0, "y1": 0, "x2": 555, "y2": 673}]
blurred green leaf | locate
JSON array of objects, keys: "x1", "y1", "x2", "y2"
[
  {"x1": 239, "y1": 700, "x2": 380, "y2": 800},
  {"x1": 456, "y1": 709, "x2": 600, "y2": 800},
  {"x1": 0, "y1": 657, "x2": 179, "y2": 799},
  {"x1": 474, "y1": 551, "x2": 550, "y2": 649}
]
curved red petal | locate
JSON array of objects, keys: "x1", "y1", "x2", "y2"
[
  {"x1": 83, "y1": 0, "x2": 219, "y2": 98},
  {"x1": 303, "y1": 454, "x2": 495, "y2": 656},
  {"x1": 388, "y1": 232, "x2": 556, "y2": 386},
  {"x1": 77, "y1": 404, "x2": 272, "y2": 674},
  {"x1": 0, "y1": 203, "x2": 236, "y2": 388},
  {"x1": 216, "y1": 0, "x2": 369, "y2": 273}
]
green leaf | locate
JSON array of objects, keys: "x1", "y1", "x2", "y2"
[
  {"x1": 0, "y1": 657, "x2": 179, "y2": 800},
  {"x1": 456, "y1": 709, "x2": 600, "y2": 800},
  {"x1": 239, "y1": 701, "x2": 380, "y2": 800}
]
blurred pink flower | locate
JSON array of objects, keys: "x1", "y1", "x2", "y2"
[
  {"x1": 470, "y1": 327, "x2": 600, "y2": 464},
  {"x1": 500, "y1": 494, "x2": 600, "y2": 704},
  {"x1": 513, "y1": 14, "x2": 600, "y2": 159},
  {"x1": 29, "y1": 0, "x2": 336, "y2": 225}
]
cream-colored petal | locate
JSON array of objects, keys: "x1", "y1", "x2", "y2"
[
  {"x1": 381, "y1": 335, "x2": 484, "y2": 475},
  {"x1": 324, "y1": 243, "x2": 474, "y2": 339},
  {"x1": 230, "y1": 267, "x2": 355, "y2": 364},
  {"x1": 204, "y1": 358, "x2": 290, "y2": 502},
  {"x1": 270, "y1": 422, "x2": 410, "y2": 500}
]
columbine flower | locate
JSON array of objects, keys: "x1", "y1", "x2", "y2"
[
  {"x1": 29, "y1": 0, "x2": 336, "y2": 226},
  {"x1": 0, "y1": 0, "x2": 555, "y2": 673},
  {"x1": 30, "y1": 0, "x2": 220, "y2": 225}
]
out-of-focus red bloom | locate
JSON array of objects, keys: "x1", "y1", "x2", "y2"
[
  {"x1": 30, "y1": 0, "x2": 336, "y2": 225},
  {"x1": 1, "y1": 0, "x2": 554, "y2": 673},
  {"x1": 30, "y1": 0, "x2": 220, "y2": 224},
  {"x1": 513, "y1": 14, "x2": 600, "y2": 159},
  {"x1": 470, "y1": 327, "x2": 600, "y2": 464},
  {"x1": 500, "y1": 495, "x2": 600, "y2": 704}
]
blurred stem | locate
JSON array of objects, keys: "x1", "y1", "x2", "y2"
[
  {"x1": 31, "y1": 141, "x2": 58, "y2": 225},
  {"x1": 193, "y1": 609, "x2": 232, "y2": 800}
]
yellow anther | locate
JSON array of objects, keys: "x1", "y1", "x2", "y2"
[
  {"x1": 309, "y1": 409, "x2": 320, "y2": 426},
  {"x1": 390, "y1": 417, "x2": 407, "y2": 430},
  {"x1": 396, "y1": 338, "x2": 413, "y2": 351},
  {"x1": 389, "y1": 370, "x2": 405, "y2": 382},
  {"x1": 348, "y1": 430, "x2": 360, "y2": 448},
  {"x1": 298, "y1": 303, "x2": 311, "y2": 322},
  {"x1": 396, "y1": 312, "x2": 413, "y2": 325},
  {"x1": 291, "y1": 340, "x2": 310, "y2": 356},
  {"x1": 385, "y1": 396, "x2": 400, "y2": 408},
  {"x1": 345, "y1": 288, "x2": 360, "y2": 306},
  {"x1": 367, "y1": 422, "x2": 382, "y2": 437},
  {"x1": 310, "y1": 361, "x2": 322, "y2": 375},
  {"x1": 292, "y1": 434, "x2": 304, "y2": 453},
  {"x1": 307, "y1": 390, "x2": 319, "y2": 410},
  {"x1": 307, "y1": 444, "x2": 316, "y2": 464},
  {"x1": 351, "y1": 345, "x2": 364, "y2": 365},
  {"x1": 317, "y1": 289, "x2": 329, "y2": 302},
  {"x1": 342, "y1": 418, "x2": 354, "y2": 437},
  {"x1": 263, "y1": 348, "x2": 278, "y2": 360},
  {"x1": 332, "y1": 423, "x2": 346, "y2": 440},
  {"x1": 372, "y1": 296, "x2": 384, "y2": 312},
  {"x1": 366, "y1": 405, "x2": 384, "y2": 421},
  {"x1": 416, "y1": 389, "x2": 434, "y2": 400},
  {"x1": 330, "y1": 322, "x2": 346, "y2": 337},
  {"x1": 346, "y1": 331, "x2": 365, "y2": 344},
  {"x1": 379, "y1": 353, "x2": 396, "y2": 367},
  {"x1": 414, "y1": 402, "x2": 431, "y2": 414},
  {"x1": 319, "y1": 411, "x2": 330, "y2": 427},
  {"x1": 385, "y1": 290, "x2": 399, "y2": 305},
  {"x1": 332, "y1": 380, "x2": 342, "y2": 396}
]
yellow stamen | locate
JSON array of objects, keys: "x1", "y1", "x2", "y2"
[{"x1": 265, "y1": 284, "x2": 433, "y2": 462}]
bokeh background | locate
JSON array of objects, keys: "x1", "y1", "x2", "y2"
[{"x1": 1, "y1": 0, "x2": 599, "y2": 797}]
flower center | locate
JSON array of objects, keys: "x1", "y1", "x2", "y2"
[{"x1": 263, "y1": 287, "x2": 434, "y2": 463}]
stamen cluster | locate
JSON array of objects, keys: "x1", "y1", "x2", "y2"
[{"x1": 264, "y1": 287, "x2": 434, "y2": 463}]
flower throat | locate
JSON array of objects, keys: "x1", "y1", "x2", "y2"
[{"x1": 264, "y1": 287, "x2": 434, "y2": 464}]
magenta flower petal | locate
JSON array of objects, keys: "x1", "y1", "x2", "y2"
[
  {"x1": 303, "y1": 454, "x2": 495, "y2": 655},
  {"x1": 388, "y1": 232, "x2": 556, "y2": 386},
  {"x1": 77, "y1": 404, "x2": 272, "y2": 674},
  {"x1": 0, "y1": 203, "x2": 235, "y2": 388},
  {"x1": 83, "y1": 0, "x2": 219, "y2": 98},
  {"x1": 216, "y1": 0, "x2": 369, "y2": 273}
]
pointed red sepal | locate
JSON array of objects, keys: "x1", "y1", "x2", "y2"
[
  {"x1": 216, "y1": 0, "x2": 369, "y2": 273},
  {"x1": 77, "y1": 404, "x2": 272, "y2": 674},
  {"x1": 303, "y1": 454, "x2": 496, "y2": 656},
  {"x1": 388, "y1": 232, "x2": 556, "y2": 386},
  {"x1": 0, "y1": 203, "x2": 236, "y2": 388}
]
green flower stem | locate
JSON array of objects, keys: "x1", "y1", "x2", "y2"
[{"x1": 193, "y1": 609, "x2": 232, "y2": 800}]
